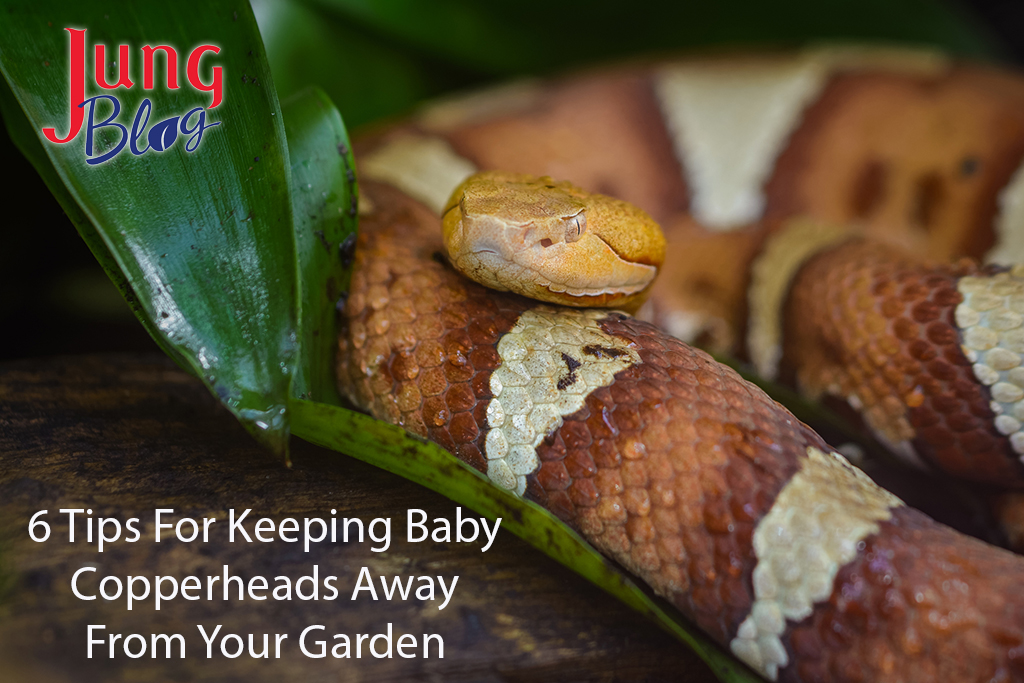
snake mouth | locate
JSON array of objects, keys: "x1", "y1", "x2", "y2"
[
  {"x1": 455, "y1": 244, "x2": 655, "y2": 299},
  {"x1": 457, "y1": 221, "x2": 657, "y2": 298},
  {"x1": 542, "y1": 279, "x2": 651, "y2": 297}
]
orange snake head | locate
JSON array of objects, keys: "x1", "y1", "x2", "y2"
[{"x1": 441, "y1": 171, "x2": 665, "y2": 313}]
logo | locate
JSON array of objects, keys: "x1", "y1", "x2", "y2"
[{"x1": 42, "y1": 28, "x2": 222, "y2": 165}]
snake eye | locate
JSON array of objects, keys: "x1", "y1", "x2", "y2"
[{"x1": 565, "y1": 213, "x2": 585, "y2": 243}]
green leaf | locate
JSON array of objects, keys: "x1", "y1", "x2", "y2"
[
  {"x1": 309, "y1": 0, "x2": 998, "y2": 76},
  {"x1": 282, "y1": 86, "x2": 358, "y2": 405},
  {"x1": 291, "y1": 400, "x2": 761, "y2": 683},
  {"x1": 0, "y1": 1, "x2": 297, "y2": 453}
]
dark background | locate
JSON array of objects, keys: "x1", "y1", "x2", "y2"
[{"x1": 2, "y1": 0, "x2": 1023, "y2": 362}]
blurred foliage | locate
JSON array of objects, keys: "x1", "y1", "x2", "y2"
[
  {"x1": 253, "y1": 0, "x2": 488, "y2": 130},
  {"x1": 257, "y1": 0, "x2": 1001, "y2": 130}
]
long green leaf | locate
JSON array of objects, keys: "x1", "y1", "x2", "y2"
[
  {"x1": 291, "y1": 400, "x2": 760, "y2": 683},
  {"x1": 0, "y1": 1, "x2": 296, "y2": 453},
  {"x1": 282, "y1": 86, "x2": 358, "y2": 405}
]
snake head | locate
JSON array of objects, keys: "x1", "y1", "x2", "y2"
[{"x1": 442, "y1": 171, "x2": 665, "y2": 312}]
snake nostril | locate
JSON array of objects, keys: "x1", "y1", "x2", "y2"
[{"x1": 540, "y1": 238, "x2": 554, "y2": 248}]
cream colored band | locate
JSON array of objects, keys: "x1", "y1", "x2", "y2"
[
  {"x1": 360, "y1": 134, "x2": 477, "y2": 215},
  {"x1": 986, "y1": 159, "x2": 1024, "y2": 266},
  {"x1": 747, "y1": 220, "x2": 853, "y2": 380},
  {"x1": 956, "y1": 266, "x2": 1024, "y2": 460},
  {"x1": 484, "y1": 306, "x2": 642, "y2": 496},
  {"x1": 654, "y1": 45, "x2": 948, "y2": 231},
  {"x1": 729, "y1": 447, "x2": 903, "y2": 680}
]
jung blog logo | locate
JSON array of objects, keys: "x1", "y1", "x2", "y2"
[{"x1": 42, "y1": 28, "x2": 223, "y2": 165}]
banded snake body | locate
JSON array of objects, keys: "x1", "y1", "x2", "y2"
[{"x1": 337, "y1": 47, "x2": 1024, "y2": 682}]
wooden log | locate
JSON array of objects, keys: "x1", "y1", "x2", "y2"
[{"x1": 0, "y1": 354, "x2": 722, "y2": 682}]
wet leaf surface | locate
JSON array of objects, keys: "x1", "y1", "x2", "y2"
[
  {"x1": 282, "y1": 86, "x2": 358, "y2": 405},
  {"x1": 1, "y1": 0, "x2": 297, "y2": 452}
]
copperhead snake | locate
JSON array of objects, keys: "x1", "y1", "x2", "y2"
[{"x1": 337, "y1": 46, "x2": 1024, "y2": 682}]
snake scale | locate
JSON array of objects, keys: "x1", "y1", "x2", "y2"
[{"x1": 337, "y1": 47, "x2": 1024, "y2": 681}]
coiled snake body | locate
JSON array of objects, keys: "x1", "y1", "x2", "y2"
[{"x1": 338, "y1": 47, "x2": 1024, "y2": 681}]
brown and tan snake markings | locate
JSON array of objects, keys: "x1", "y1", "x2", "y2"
[
  {"x1": 342, "y1": 46, "x2": 1024, "y2": 681},
  {"x1": 483, "y1": 306, "x2": 642, "y2": 495}
]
